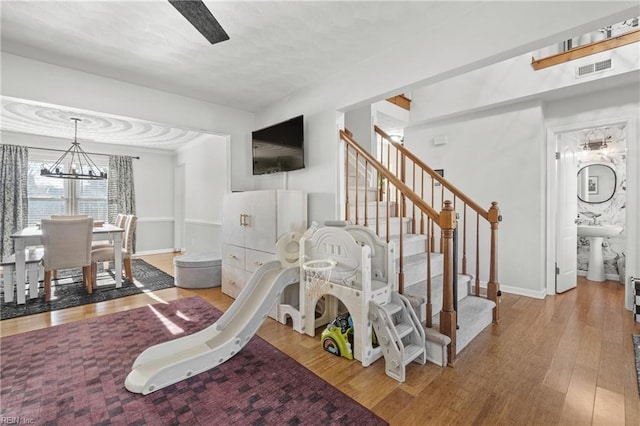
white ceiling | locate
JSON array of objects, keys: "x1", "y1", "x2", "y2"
[
  {"x1": 1, "y1": 96, "x2": 205, "y2": 150},
  {"x1": 1, "y1": 0, "x2": 478, "y2": 149},
  {"x1": 1, "y1": 0, "x2": 474, "y2": 112},
  {"x1": 1, "y1": 1, "x2": 636, "y2": 150}
]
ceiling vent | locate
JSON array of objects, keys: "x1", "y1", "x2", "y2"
[{"x1": 576, "y1": 58, "x2": 613, "y2": 78}]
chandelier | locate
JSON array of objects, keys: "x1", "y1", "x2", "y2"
[{"x1": 40, "y1": 118, "x2": 107, "y2": 180}]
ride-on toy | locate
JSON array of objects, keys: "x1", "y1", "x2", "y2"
[{"x1": 321, "y1": 313, "x2": 354, "y2": 360}]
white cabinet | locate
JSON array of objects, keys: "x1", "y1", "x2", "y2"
[{"x1": 222, "y1": 190, "x2": 307, "y2": 299}]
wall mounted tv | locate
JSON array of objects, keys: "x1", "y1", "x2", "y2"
[{"x1": 252, "y1": 115, "x2": 304, "y2": 175}]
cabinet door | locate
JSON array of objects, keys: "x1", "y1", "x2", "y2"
[
  {"x1": 222, "y1": 192, "x2": 248, "y2": 246},
  {"x1": 244, "y1": 190, "x2": 277, "y2": 252}
]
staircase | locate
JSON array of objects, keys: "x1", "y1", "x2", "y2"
[
  {"x1": 341, "y1": 127, "x2": 501, "y2": 366},
  {"x1": 369, "y1": 292, "x2": 426, "y2": 382}
]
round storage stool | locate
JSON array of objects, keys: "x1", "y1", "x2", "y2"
[{"x1": 173, "y1": 252, "x2": 222, "y2": 288}]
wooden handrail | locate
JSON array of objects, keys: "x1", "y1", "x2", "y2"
[
  {"x1": 375, "y1": 125, "x2": 489, "y2": 220},
  {"x1": 340, "y1": 130, "x2": 440, "y2": 223},
  {"x1": 342, "y1": 128, "x2": 458, "y2": 364},
  {"x1": 531, "y1": 28, "x2": 640, "y2": 70},
  {"x1": 374, "y1": 124, "x2": 501, "y2": 331}
]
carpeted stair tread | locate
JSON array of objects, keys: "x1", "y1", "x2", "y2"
[{"x1": 431, "y1": 295, "x2": 495, "y2": 354}]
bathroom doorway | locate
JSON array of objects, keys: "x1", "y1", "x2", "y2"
[{"x1": 546, "y1": 116, "x2": 636, "y2": 310}]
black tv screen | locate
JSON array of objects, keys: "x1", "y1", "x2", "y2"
[{"x1": 252, "y1": 115, "x2": 304, "y2": 175}]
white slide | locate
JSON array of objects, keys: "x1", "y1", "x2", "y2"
[{"x1": 124, "y1": 261, "x2": 299, "y2": 394}]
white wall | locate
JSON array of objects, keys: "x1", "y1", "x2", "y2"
[
  {"x1": 404, "y1": 103, "x2": 547, "y2": 297},
  {"x1": 410, "y1": 43, "x2": 640, "y2": 125},
  {"x1": 175, "y1": 133, "x2": 229, "y2": 254},
  {"x1": 1, "y1": 130, "x2": 175, "y2": 253},
  {"x1": 1, "y1": 53, "x2": 255, "y2": 192},
  {"x1": 345, "y1": 105, "x2": 374, "y2": 153},
  {"x1": 250, "y1": 2, "x2": 637, "y2": 230}
]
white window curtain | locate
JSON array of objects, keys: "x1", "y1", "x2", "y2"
[{"x1": 0, "y1": 144, "x2": 28, "y2": 258}]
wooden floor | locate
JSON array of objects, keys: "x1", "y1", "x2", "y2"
[{"x1": 2, "y1": 253, "x2": 639, "y2": 425}]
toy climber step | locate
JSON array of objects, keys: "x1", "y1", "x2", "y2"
[{"x1": 369, "y1": 291, "x2": 426, "y2": 382}]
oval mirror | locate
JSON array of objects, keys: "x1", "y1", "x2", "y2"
[{"x1": 577, "y1": 163, "x2": 616, "y2": 203}]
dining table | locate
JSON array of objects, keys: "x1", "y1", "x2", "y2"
[{"x1": 10, "y1": 223, "x2": 125, "y2": 304}]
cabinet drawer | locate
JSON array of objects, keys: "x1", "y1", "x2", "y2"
[
  {"x1": 221, "y1": 265, "x2": 245, "y2": 299},
  {"x1": 222, "y1": 244, "x2": 245, "y2": 269},
  {"x1": 245, "y1": 249, "x2": 276, "y2": 273}
]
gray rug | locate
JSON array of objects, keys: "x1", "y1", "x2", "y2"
[
  {"x1": 634, "y1": 334, "x2": 640, "y2": 395},
  {"x1": 1, "y1": 259, "x2": 175, "y2": 320}
]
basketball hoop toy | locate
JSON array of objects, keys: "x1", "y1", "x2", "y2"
[{"x1": 302, "y1": 259, "x2": 336, "y2": 301}]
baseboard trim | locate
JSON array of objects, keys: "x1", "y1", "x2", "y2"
[
  {"x1": 134, "y1": 248, "x2": 177, "y2": 256},
  {"x1": 500, "y1": 284, "x2": 547, "y2": 300},
  {"x1": 468, "y1": 280, "x2": 547, "y2": 300},
  {"x1": 577, "y1": 270, "x2": 620, "y2": 281}
]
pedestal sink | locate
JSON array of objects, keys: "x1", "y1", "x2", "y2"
[{"x1": 577, "y1": 224, "x2": 623, "y2": 282}]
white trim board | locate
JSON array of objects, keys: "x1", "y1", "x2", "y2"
[
  {"x1": 137, "y1": 217, "x2": 174, "y2": 223},
  {"x1": 134, "y1": 248, "x2": 177, "y2": 256}
]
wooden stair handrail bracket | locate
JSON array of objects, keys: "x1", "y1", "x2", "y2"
[{"x1": 531, "y1": 28, "x2": 640, "y2": 70}]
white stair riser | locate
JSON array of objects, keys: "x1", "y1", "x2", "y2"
[
  {"x1": 348, "y1": 202, "x2": 397, "y2": 220},
  {"x1": 399, "y1": 257, "x2": 443, "y2": 288},
  {"x1": 347, "y1": 187, "x2": 378, "y2": 200},
  {"x1": 347, "y1": 176, "x2": 376, "y2": 187},
  {"x1": 389, "y1": 235, "x2": 428, "y2": 259},
  {"x1": 358, "y1": 217, "x2": 411, "y2": 240},
  {"x1": 404, "y1": 274, "x2": 472, "y2": 322},
  {"x1": 395, "y1": 252, "x2": 443, "y2": 283}
]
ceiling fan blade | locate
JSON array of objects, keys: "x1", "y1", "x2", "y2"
[{"x1": 169, "y1": 0, "x2": 229, "y2": 45}]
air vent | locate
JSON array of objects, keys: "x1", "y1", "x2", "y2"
[{"x1": 576, "y1": 58, "x2": 613, "y2": 78}]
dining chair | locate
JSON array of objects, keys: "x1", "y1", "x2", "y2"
[
  {"x1": 91, "y1": 214, "x2": 137, "y2": 284},
  {"x1": 50, "y1": 215, "x2": 90, "y2": 219},
  {"x1": 91, "y1": 213, "x2": 126, "y2": 251},
  {"x1": 40, "y1": 217, "x2": 94, "y2": 302}
]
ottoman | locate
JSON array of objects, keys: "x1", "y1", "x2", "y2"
[{"x1": 173, "y1": 252, "x2": 222, "y2": 288}]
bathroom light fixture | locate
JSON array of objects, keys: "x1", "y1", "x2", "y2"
[
  {"x1": 580, "y1": 128, "x2": 614, "y2": 153},
  {"x1": 40, "y1": 118, "x2": 107, "y2": 180}
]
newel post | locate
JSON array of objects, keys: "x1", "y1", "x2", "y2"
[
  {"x1": 487, "y1": 202, "x2": 501, "y2": 324},
  {"x1": 438, "y1": 200, "x2": 457, "y2": 366}
]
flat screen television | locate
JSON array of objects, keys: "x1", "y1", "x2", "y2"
[{"x1": 252, "y1": 115, "x2": 304, "y2": 175}]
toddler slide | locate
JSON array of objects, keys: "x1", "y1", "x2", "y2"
[{"x1": 125, "y1": 260, "x2": 299, "y2": 394}]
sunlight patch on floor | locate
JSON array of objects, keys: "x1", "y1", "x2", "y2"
[{"x1": 149, "y1": 304, "x2": 184, "y2": 335}]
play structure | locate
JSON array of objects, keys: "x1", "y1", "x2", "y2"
[
  {"x1": 291, "y1": 223, "x2": 426, "y2": 381},
  {"x1": 125, "y1": 223, "x2": 426, "y2": 394}
]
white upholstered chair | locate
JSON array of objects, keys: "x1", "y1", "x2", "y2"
[
  {"x1": 50, "y1": 215, "x2": 90, "y2": 220},
  {"x1": 91, "y1": 213, "x2": 126, "y2": 251},
  {"x1": 91, "y1": 214, "x2": 137, "y2": 283},
  {"x1": 40, "y1": 217, "x2": 94, "y2": 302}
]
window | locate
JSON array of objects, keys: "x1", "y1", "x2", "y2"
[{"x1": 27, "y1": 151, "x2": 108, "y2": 226}]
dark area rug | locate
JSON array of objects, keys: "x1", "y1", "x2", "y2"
[
  {"x1": 1, "y1": 259, "x2": 175, "y2": 320},
  {"x1": 633, "y1": 334, "x2": 640, "y2": 395},
  {"x1": 0, "y1": 296, "x2": 387, "y2": 425}
]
